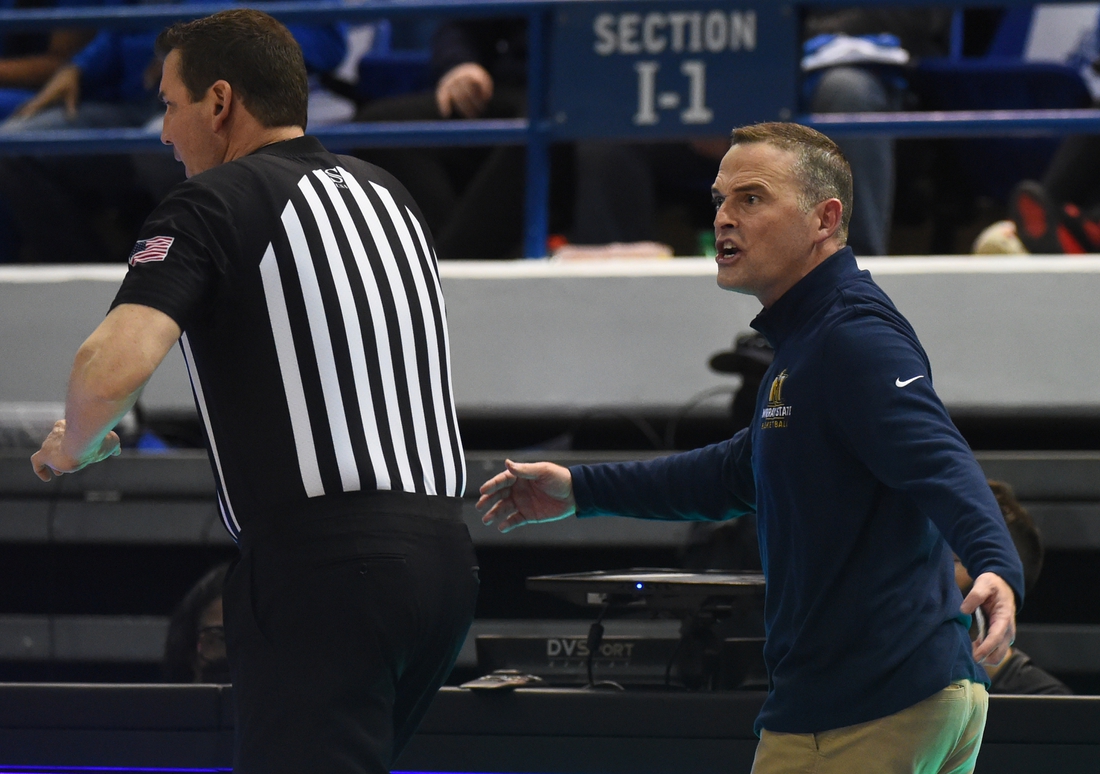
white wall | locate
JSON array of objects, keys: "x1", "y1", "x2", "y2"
[{"x1": 4, "y1": 256, "x2": 1100, "y2": 417}]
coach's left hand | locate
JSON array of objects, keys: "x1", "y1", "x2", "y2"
[{"x1": 961, "y1": 571, "x2": 1017, "y2": 667}]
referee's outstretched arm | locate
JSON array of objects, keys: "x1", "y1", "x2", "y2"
[{"x1": 31, "y1": 303, "x2": 180, "y2": 481}]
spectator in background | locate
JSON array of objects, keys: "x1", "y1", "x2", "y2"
[
  {"x1": 4, "y1": 0, "x2": 345, "y2": 133},
  {"x1": 956, "y1": 480, "x2": 1071, "y2": 695},
  {"x1": 994, "y1": 140, "x2": 1100, "y2": 255},
  {"x1": 356, "y1": 18, "x2": 572, "y2": 260},
  {"x1": 801, "y1": 8, "x2": 952, "y2": 257},
  {"x1": 0, "y1": 0, "x2": 99, "y2": 120},
  {"x1": 974, "y1": 9, "x2": 1100, "y2": 255},
  {"x1": 568, "y1": 136, "x2": 727, "y2": 254},
  {"x1": 0, "y1": 0, "x2": 346, "y2": 262},
  {"x1": 163, "y1": 562, "x2": 230, "y2": 684}
]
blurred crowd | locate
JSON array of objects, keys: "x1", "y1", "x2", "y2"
[{"x1": 0, "y1": 3, "x2": 1098, "y2": 262}]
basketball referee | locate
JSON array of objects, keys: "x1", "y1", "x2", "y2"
[{"x1": 31, "y1": 11, "x2": 478, "y2": 773}]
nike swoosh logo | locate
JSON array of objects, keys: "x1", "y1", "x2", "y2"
[{"x1": 895, "y1": 375, "x2": 925, "y2": 388}]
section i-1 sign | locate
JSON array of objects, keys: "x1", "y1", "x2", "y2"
[{"x1": 547, "y1": 2, "x2": 798, "y2": 139}]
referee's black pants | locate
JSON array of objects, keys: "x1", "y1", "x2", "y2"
[{"x1": 224, "y1": 492, "x2": 479, "y2": 774}]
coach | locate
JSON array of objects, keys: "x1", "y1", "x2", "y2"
[
  {"x1": 480, "y1": 123, "x2": 1024, "y2": 773},
  {"x1": 31, "y1": 10, "x2": 478, "y2": 774}
]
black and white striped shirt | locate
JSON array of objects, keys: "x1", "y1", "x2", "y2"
[{"x1": 113, "y1": 136, "x2": 465, "y2": 542}]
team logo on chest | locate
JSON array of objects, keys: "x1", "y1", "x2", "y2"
[{"x1": 761, "y1": 369, "x2": 792, "y2": 429}]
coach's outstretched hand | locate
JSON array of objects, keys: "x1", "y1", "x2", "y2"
[
  {"x1": 477, "y1": 459, "x2": 576, "y2": 533},
  {"x1": 961, "y1": 571, "x2": 1017, "y2": 667}
]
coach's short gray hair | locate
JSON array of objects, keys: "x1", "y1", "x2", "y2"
[{"x1": 728, "y1": 122, "x2": 853, "y2": 245}]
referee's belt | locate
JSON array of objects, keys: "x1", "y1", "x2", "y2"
[{"x1": 237, "y1": 489, "x2": 466, "y2": 549}]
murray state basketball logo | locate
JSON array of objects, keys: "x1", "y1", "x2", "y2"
[{"x1": 761, "y1": 369, "x2": 792, "y2": 429}]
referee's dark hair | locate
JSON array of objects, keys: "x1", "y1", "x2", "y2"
[{"x1": 155, "y1": 9, "x2": 308, "y2": 129}]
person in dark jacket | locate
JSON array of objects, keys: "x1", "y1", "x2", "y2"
[
  {"x1": 957, "y1": 480, "x2": 1072, "y2": 695},
  {"x1": 163, "y1": 562, "x2": 231, "y2": 684},
  {"x1": 478, "y1": 122, "x2": 1022, "y2": 774},
  {"x1": 354, "y1": 19, "x2": 527, "y2": 260},
  {"x1": 355, "y1": 18, "x2": 572, "y2": 260}
]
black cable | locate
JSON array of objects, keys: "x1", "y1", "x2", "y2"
[
  {"x1": 662, "y1": 385, "x2": 739, "y2": 449},
  {"x1": 585, "y1": 620, "x2": 603, "y2": 688},
  {"x1": 566, "y1": 408, "x2": 663, "y2": 451},
  {"x1": 664, "y1": 632, "x2": 685, "y2": 688},
  {"x1": 583, "y1": 603, "x2": 623, "y2": 690},
  {"x1": 585, "y1": 602, "x2": 610, "y2": 688}
]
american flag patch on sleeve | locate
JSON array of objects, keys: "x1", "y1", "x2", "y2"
[{"x1": 128, "y1": 236, "x2": 175, "y2": 266}]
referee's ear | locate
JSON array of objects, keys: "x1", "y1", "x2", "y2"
[{"x1": 209, "y1": 79, "x2": 232, "y2": 130}]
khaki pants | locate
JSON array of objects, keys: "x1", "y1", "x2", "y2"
[{"x1": 751, "y1": 680, "x2": 988, "y2": 774}]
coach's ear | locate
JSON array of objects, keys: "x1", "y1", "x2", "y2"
[
  {"x1": 814, "y1": 198, "x2": 843, "y2": 245},
  {"x1": 209, "y1": 79, "x2": 232, "y2": 131}
]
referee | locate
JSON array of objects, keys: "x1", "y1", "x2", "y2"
[{"x1": 31, "y1": 10, "x2": 478, "y2": 774}]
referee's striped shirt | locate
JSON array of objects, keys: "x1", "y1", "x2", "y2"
[{"x1": 112, "y1": 136, "x2": 464, "y2": 542}]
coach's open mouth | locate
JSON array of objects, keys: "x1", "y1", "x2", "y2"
[{"x1": 716, "y1": 240, "x2": 742, "y2": 263}]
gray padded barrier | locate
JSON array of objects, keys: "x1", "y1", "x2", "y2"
[{"x1": 5, "y1": 257, "x2": 1100, "y2": 416}]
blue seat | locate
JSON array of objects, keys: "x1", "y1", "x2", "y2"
[
  {"x1": 355, "y1": 20, "x2": 433, "y2": 102},
  {"x1": 0, "y1": 87, "x2": 34, "y2": 121},
  {"x1": 909, "y1": 6, "x2": 1092, "y2": 201}
]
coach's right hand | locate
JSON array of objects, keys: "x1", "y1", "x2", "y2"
[
  {"x1": 477, "y1": 459, "x2": 575, "y2": 533},
  {"x1": 15, "y1": 64, "x2": 80, "y2": 120}
]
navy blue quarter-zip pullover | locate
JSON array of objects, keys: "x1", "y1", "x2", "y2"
[{"x1": 571, "y1": 247, "x2": 1024, "y2": 735}]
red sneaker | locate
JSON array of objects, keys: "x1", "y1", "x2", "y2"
[
  {"x1": 1010, "y1": 181, "x2": 1067, "y2": 253},
  {"x1": 1058, "y1": 202, "x2": 1100, "y2": 254}
]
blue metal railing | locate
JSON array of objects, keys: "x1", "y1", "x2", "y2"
[
  {"x1": 0, "y1": 0, "x2": 1098, "y2": 256},
  {"x1": 806, "y1": 109, "x2": 1100, "y2": 138}
]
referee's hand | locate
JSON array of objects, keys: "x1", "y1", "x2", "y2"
[
  {"x1": 31, "y1": 419, "x2": 120, "y2": 482},
  {"x1": 15, "y1": 64, "x2": 81, "y2": 121},
  {"x1": 477, "y1": 459, "x2": 576, "y2": 533}
]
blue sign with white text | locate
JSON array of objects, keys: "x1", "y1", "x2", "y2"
[{"x1": 547, "y1": 1, "x2": 799, "y2": 139}]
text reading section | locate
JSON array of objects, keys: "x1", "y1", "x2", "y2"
[{"x1": 549, "y1": 3, "x2": 798, "y2": 139}]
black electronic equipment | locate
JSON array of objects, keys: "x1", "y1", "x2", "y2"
[
  {"x1": 525, "y1": 568, "x2": 765, "y2": 612},
  {"x1": 476, "y1": 634, "x2": 681, "y2": 687},
  {"x1": 475, "y1": 633, "x2": 766, "y2": 689},
  {"x1": 473, "y1": 569, "x2": 768, "y2": 691}
]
